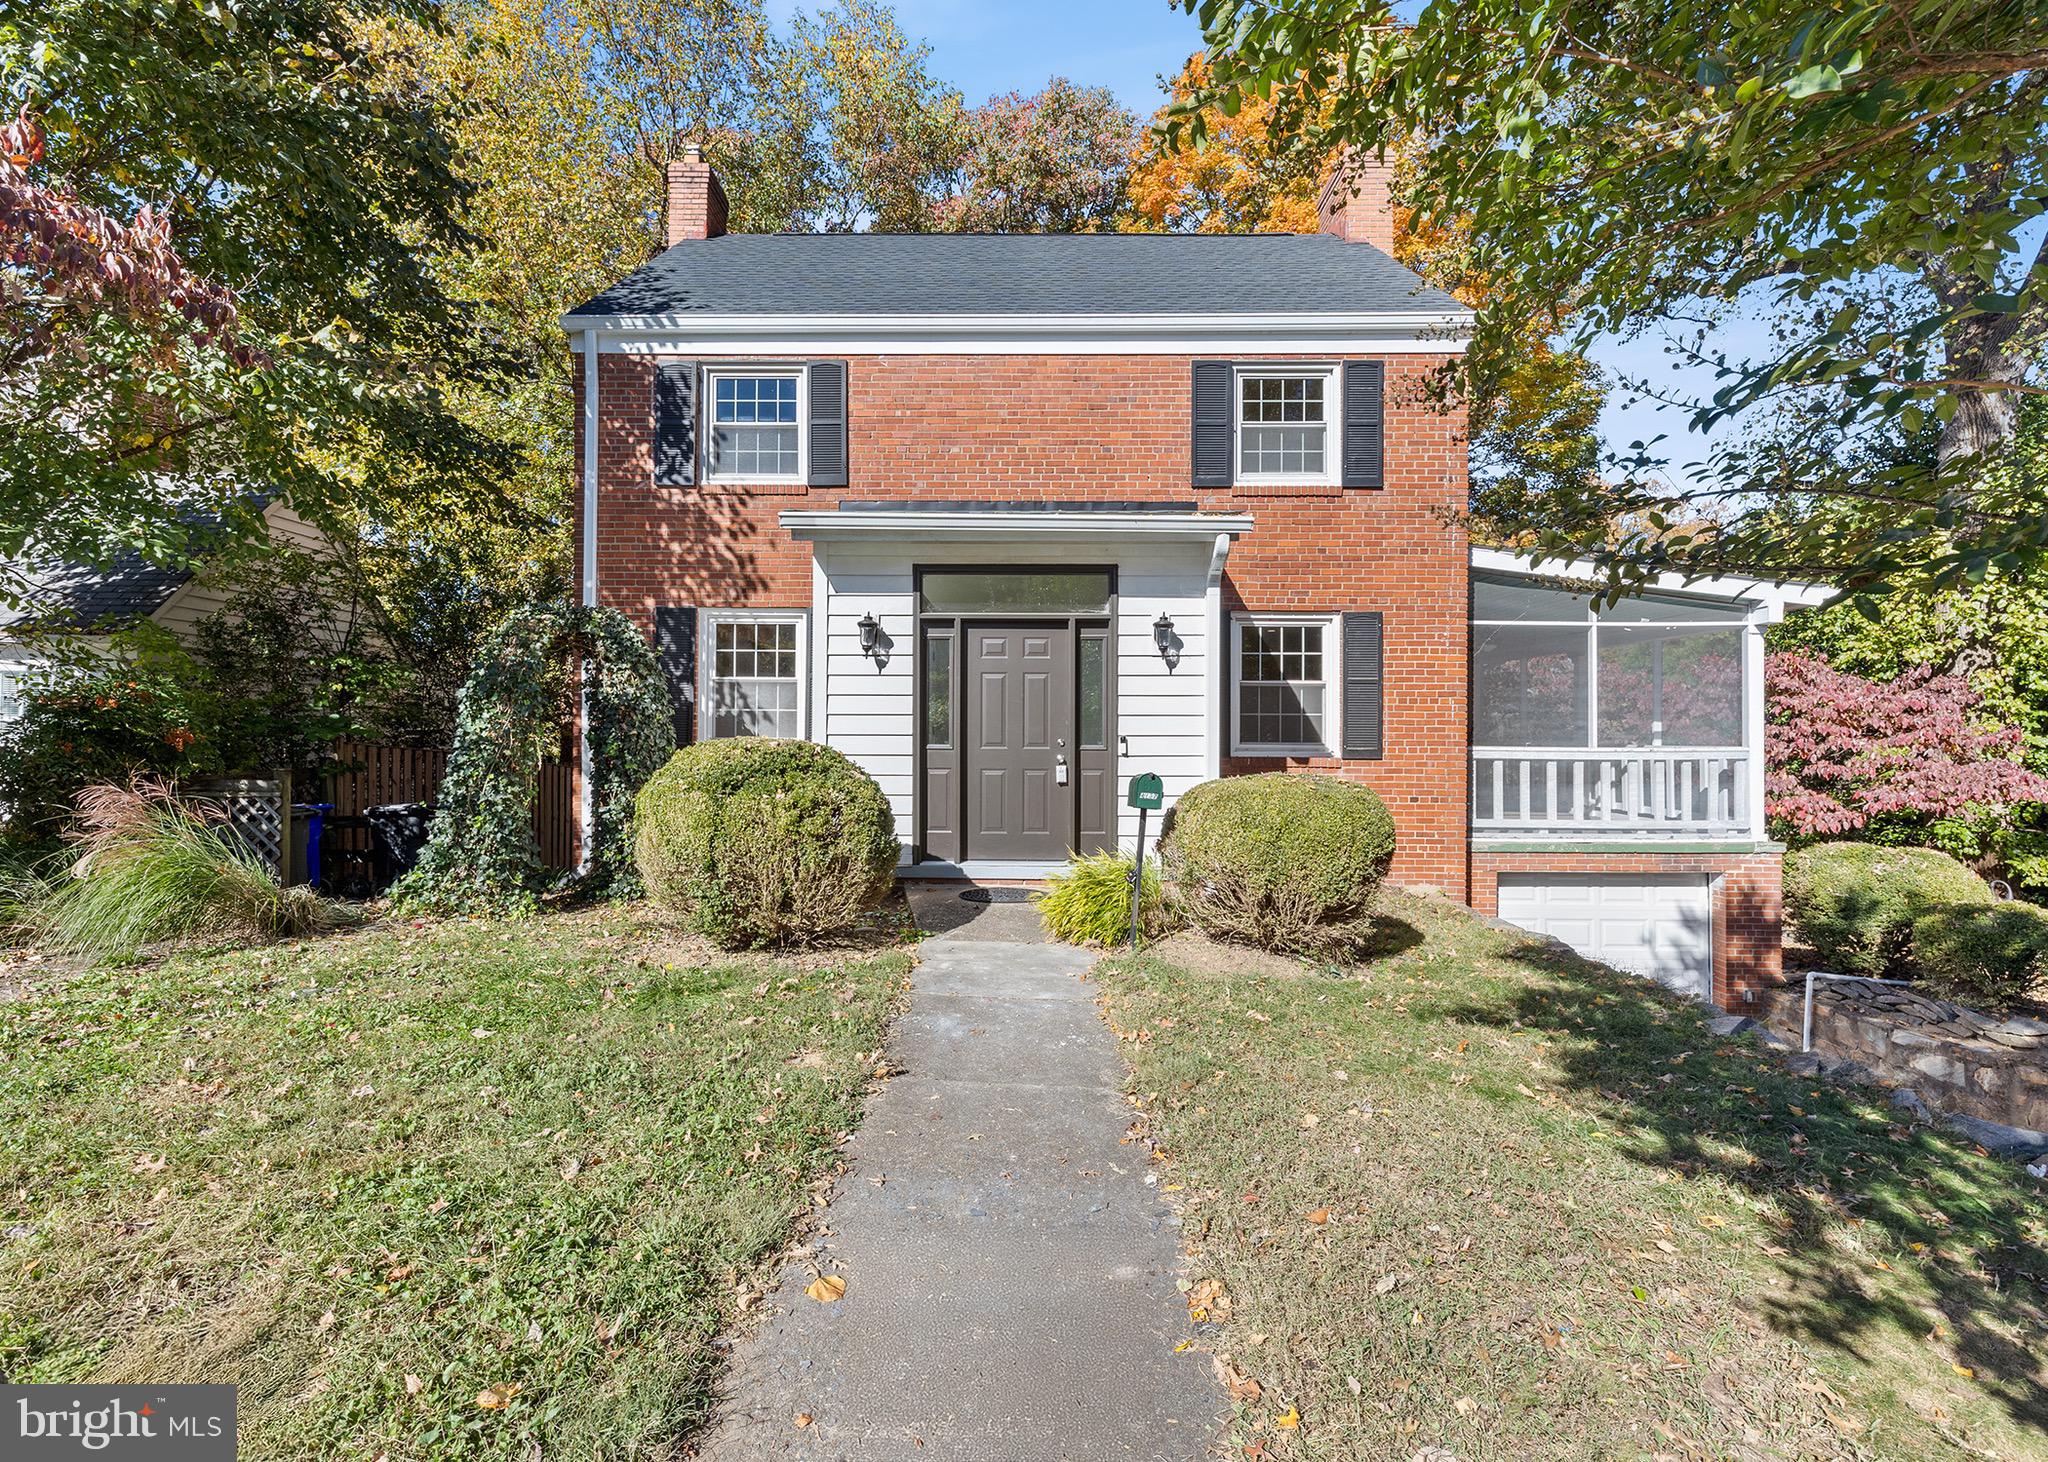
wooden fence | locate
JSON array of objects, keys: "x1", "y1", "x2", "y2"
[{"x1": 322, "y1": 740, "x2": 579, "y2": 886}]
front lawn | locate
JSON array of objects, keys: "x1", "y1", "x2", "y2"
[
  {"x1": 0, "y1": 909, "x2": 909, "y2": 1459},
  {"x1": 1098, "y1": 890, "x2": 2048, "y2": 1459}
]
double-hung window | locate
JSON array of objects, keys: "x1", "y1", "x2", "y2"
[
  {"x1": 705, "y1": 368, "x2": 803, "y2": 482},
  {"x1": 1236, "y1": 368, "x2": 1337, "y2": 483},
  {"x1": 702, "y1": 612, "x2": 807, "y2": 738},
  {"x1": 1233, "y1": 614, "x2": 1341, "y2": 756}
]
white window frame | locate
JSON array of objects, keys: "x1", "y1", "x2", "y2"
[
  {"x1": 1233, "y1": 364, "x2": 1341, "y2": 487},
  {"x1": 0, "y1": 655, "x2": 30, "y2": 729},
  {"x1": 699, "y1": 610, "x2": 810, "y2": 740},
  {"x1": 1230, "y1": 612, "x2": 1343, "y2": 757},
  {"x1": 702, "y1": 364, "x2": 807, "y2": 485}
]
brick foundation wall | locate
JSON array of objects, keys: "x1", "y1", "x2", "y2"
[
  {"x1": 1468, "y1": 849, "x2": 1784, "y2": 1012},
  {"x1": 574, "y1": 349, "x2": 1470, "y2": 894}
]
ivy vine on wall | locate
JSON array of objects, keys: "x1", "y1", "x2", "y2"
[{"x1": 392, "y1": 603, "x2": 671, "y2": 913}]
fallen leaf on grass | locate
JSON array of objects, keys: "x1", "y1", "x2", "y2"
[
  {"x1": 1952, "y1": 1364, "x2": 1977, "y2": 1379},
  {"x1": 403, "y1": 1374, "x2": 425, "y2": 1397},
  {"x1": 474, "y1": 1382, "x2": 520, "y2": 1411},
  {"x1": 1697, "y1": 1215, "x2": 1729, "y2": 1229},
  {"x1": 805, "y1": 1275, "x2": 847, "y2": 1303},
  {"x1": 1274, "y1": 1406, "x2": 1300, "y2": 1429},
  {"x1": 1306, "y1": 1208, "x2": 1330, "y2": 1225},
  {"x1": 1213, "y1": 1357, "x2": 1262, "y2": 1402}
]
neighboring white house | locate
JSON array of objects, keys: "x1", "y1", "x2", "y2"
[{"x1": 0, "y1": 500, "x2": 338, "y2": 730}]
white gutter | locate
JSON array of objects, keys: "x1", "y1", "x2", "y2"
[
  {"x1": 1470, "y1": 546, "x2": 1835, "y2": 623},
  {"x1": 781, "y1": 509, "x2": 1256, "y2": 543},
  {"x1": 560, "y1": 309, "x2": 1472, "y2": 336},
  {"x1": 561, "y1": 310, "x2": 1473, "y2": 357}
]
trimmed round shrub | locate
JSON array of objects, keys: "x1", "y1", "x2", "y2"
[
  {"x1": 1036, "y1": 849, "x2": 1171, "y2": 947},
  {"x1": 1160, "y1": 772, "x2": 1395, "y2": 956},
  {"x1": 1909, "y1": 902, "x2": 2048, "y2": 1013},
  {"x1": 1783, "y1": 842, "x2": 1992, "y2": 977},
  {"x1": 633, "y1": 739, "x2": 898, "y2": 948}
]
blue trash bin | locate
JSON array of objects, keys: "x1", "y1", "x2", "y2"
[{"x1": 295, "y1": 803, "x2": 334, "y2": 890}]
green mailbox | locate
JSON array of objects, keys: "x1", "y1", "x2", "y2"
[{"x1": 1126, "y1": 772, "x2": 1164, "y2": 811}]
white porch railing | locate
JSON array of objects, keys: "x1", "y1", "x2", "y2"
[{"x1": 1471, "y1": 748, "x2": 1753, "y2": 835}]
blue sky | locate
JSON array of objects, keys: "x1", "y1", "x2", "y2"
[{"x1": 768, "y1": 0, "x2": 1746, "y2": 476}]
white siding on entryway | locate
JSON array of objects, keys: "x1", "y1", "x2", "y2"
[
  {"x1": 1496, "y1": 873, "x2": 1713, "y2": 1001},
  {"x1": 814, "y1": 538, "x2": 1214, "y2": 861}
]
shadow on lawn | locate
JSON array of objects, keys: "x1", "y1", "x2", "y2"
[{"x1": 1441, "y1": 933, "x2": 2048, "y2": 1434}]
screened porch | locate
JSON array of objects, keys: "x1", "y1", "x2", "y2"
[{"x1": 1470, "y1": 573, "x2": 1764, "y2": 837}]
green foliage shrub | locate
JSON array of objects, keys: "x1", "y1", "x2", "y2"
[
  {"x1": 634, "y1": 739, "x2": 898, "y2": 948},
  {"x1": 0, "y1": 631, "x2": 224, "y2": 841},
  {"x1": 1160, "y1": 772, "x2": 1396, "y2": 956},
  {"x1": 1036, "y1": 849, "x2": 1170, "y2": 947},
  {"x1": 1783, "y1": 842, "x2": 1992, "y2": 977},
  {"x1": 1907, "y1": 903, "x2": 2048, "y2": 1014},
  {"x1": 394, "y1": 603, "x2": 670, "y2": 913},
  {"x1": 15, "y1": 779, "x2": 339, "y2": 963}
]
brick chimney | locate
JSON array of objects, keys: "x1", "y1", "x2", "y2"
[
  {"x1": 1317, "y1": 147, "x2": 1397, "y2": 253},
  {"x1": 664, "y1": 143, "x2": 728, "y2": 246}
]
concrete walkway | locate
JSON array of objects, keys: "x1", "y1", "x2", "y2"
[{"x1": 697, "y1": 924, "x2": 1222, "y2": 1460}]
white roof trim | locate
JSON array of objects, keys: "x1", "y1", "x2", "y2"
[
  {"x1": 563, "y1": 312, "x2": 1471, "y2": 356},
  {"x1": 782, "y1": 509, "x2": 1256, "y2": 544},
  {"x1": 1470, "y1": 546, "x2": 1836, "y2": 621}
]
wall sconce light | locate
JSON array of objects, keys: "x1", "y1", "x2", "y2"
[
  {"x1": 1153, "y1": 611, "x2": 1178, "y2": 668},
  {"x1": 858, "y1": 611, "x2": 881, "y2": 658}
]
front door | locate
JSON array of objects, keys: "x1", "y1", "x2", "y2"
[{"x1": 964, "y1": 623, "x2": 1073, "y2": 861}]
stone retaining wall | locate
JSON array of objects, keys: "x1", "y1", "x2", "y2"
[{"x1": 1756, "y1": 978, "x2": 2048, "y2": 1135}]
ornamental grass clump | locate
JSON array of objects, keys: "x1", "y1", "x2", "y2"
[
  {"x1": 1036, "y1": 849, "x2": 1170, "y2": 947},
  {"x1": 24, "y1": 779, "x2": 338, "y2": 963},
  {"x1": 634, "y1": 739, "x2": 898, "y2": 948},
  {"x1": 1160, "y1": 772, "x2": 1395, "y2": 957}
]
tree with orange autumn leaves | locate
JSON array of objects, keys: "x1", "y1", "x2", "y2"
[{"x1": 1127, "y1": 56, "x2": 1606, "y2": 524}]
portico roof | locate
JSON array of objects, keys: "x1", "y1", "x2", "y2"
[{"x1": 781, "y1": 506, "x2": 1254, "y2": 544}]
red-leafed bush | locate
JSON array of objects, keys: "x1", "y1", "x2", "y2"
[{"x1": 1765, "y1": 653, "x2": 2048, "y2": 839}]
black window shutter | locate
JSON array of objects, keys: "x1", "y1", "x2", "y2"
[
  {"x1": 1220, "y1": 612, "x2": 1237, "y2": 757},
  {"x1": 808, "y1": 360, "x2": 848, "y2": 486},
  {"x1": 1342, "y1": 360, "x2": 1385, "y2": 489},
  {"x1": 1191, "y1": 361, "x2": 1234, "y2": 487},
  {"x1": 653, "y1": 606, "x2": 698, "y2": 745},
  {"x1": 1341, "y1": 611, "x2": 1384, "y2": 759},
  {"x1": 654, "y1": 363, "x2": 697, "y2": 486}
]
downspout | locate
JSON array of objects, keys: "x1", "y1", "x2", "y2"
[{"x1": 578, "y1": 328, "x2": 599, "y2": 873}]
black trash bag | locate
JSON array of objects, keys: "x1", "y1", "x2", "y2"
[{"x1": 365, "y1": 802, "x2": 437, "y2": 889}]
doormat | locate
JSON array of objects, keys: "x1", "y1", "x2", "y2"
[{"x1": 960, "y1": 887, "x2": 1035, "y2": 904}]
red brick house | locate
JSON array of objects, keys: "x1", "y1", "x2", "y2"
[{"x1": 565, "y1": 148, "x2": 1822, "y2": 1010}]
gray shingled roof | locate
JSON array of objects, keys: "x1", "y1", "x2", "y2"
[
  {"x1": 568, "y1": 232, "x2": 1465, "y2": 318},
  {"x1": 0, "y1": 551, "x2": 195, "y2": 634}
]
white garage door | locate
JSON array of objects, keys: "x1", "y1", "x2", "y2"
[{"x1": 1496, "y1": 874, "x2": 1713, "y2": 1001}]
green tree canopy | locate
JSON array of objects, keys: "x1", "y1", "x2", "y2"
[
  {"x1": 3, "y1": 0, "x2": 505, "y2": 595},
  {"x1": 1173, "y1": 0, "x2": 2047, "y2": 594}
]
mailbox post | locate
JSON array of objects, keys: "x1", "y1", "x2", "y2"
[{"x1": 1126, "y1": 772, "x2": 1164, "y2": 949}]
